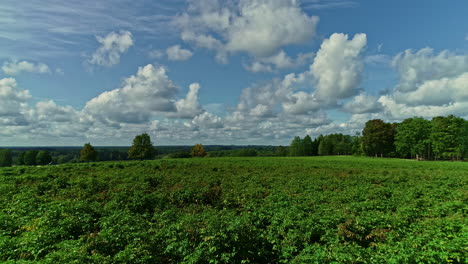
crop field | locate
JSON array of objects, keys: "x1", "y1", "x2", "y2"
[{"x1": 0, "y1": 157, "x2": 466, "y2": 263}]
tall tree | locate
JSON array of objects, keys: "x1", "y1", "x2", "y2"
[
  {"x1": 461, "y1": 120, "x2": 468, "y2": 159},
  {"x1": 303, "y1": 135, "x2": 313, "y2": 156},
  {"x1": 191, "y1": 144, "x2": 207, "y2": 157},
  {"x1": 80, "y1": 143, "x2": 98, "y2": 162},
  {"x1": 0, "y1": 149, "x2": 13, "y2": 167},
  {"x1": 289, "y1": 136, "x2": 304, "y2": 156},
  {"x1": 24, "y1": 150, "x2": 39, "y2": 166},
  {"x1": 128, "y1": 133, "x2": 156, "y2": 160},
  {"x1": 17, "y1": 152, "x2": 25, "y2": 165},
  {"x1": 395, "y1": 117, "x2": 431, "y2": 159},
  {"x1": 430, "y1": 115, "x2": 465, "y2": 160},
  {"x1": 36, "y1": 150, "x2": 53, "y2": 165},
  {"x1": 362, "y1": 119, "x2": 395, "y2": 157}
]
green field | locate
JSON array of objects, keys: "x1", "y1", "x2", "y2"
[{"x1": 0, "y1": 157, "x2": 466, "y2": 263}]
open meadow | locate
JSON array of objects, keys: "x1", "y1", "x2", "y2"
[{"x1": 0, "y1": 156, "x2": 466, "y2": 263}]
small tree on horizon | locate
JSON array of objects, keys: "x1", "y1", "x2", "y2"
[
  {"x1": 191, "y1": 144, "x2": 207, "y2": 157},
  {"x1": 128, "y1": 133, "x2": 156, "y2": 160},
  {"x1": 80, "y1": 143, "x2": 97, "y2": 162}
]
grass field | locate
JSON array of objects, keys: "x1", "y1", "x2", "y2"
[{"x1": 0, "y1": 156, "x2": 466, "y2": 263}]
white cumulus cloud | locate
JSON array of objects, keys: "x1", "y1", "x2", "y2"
[
  {"x1": 175, "y1": 0, "x2": 319, "y2": 68},
  {"x1": 84, "y1": 64, "x2": 178, "y2": 124},
  {"x1": 88, "y1": 31, "x2": 134, "y2": 67},
  {"x1": 2, "y1": 60, "x2": 51, "y2": 75},
  {"x1": 342, "y1": 94, "x2": 383, "y2": 114},
  {"x1": 172, "y1": 83, "x2": 204, "y2": 118},
  {"x1": 311, "y1": 33, "x2": 367, "y2": 100},
  {"x1": 166, "y1": 45, "x2": 193, "y2": 61}
]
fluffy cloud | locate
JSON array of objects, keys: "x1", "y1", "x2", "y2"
[
  {"x1": 166, "y1": 45, "x2": 193, "y2": 61},
  {"x1": 392, "y1": 48, "x2": 468, "y2": 93},
  {"x1": 311, "y1": 33, "x2": 367, "y2": 100},
  {"x1": 224, "y1": 0, "x2": 319, "y2": 57},
  {"x1": 172, "y1": 83, "x2": 204, "y2": 118},
  {"x1": 2, "y1": 60, "x2": 51, "y2": 75},
  {"x1": 379, "y1": 48, "x2": 468, "y2": 118},
  {"x1": 379, "y1": 96, "x2": 468, "y2": 120},
  {"x1": 282, "y1": 91, "x2": 322, "y2": 114},
  {"x1": 0, "y1": 78, "x2": 31, "y2": 117},
  {"x1": 84, "y1": 64, "x2": 178, "y2": 124},
  {"x1": 191, "y1": 112, "x2": 223, "y2": 129},
  {"x1": 238, "y1": 33, "x2": 367, "y2": 116},
  {"x1": 88, "y1": 31, "x2": 134, "y2": 67},
  {"x1": 342, "y1": 94, "x2": 383, "y2": 114},
  {"x1": 175, "y1": 0, "x2": 319, "y2": 68},
  {"x1": 244, "y1": 51, "x2": 314, "y2": 72}
]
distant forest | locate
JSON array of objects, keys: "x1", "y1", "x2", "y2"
[{"x1": 0, "y1": 115, "x2": 467, "y2": 166}]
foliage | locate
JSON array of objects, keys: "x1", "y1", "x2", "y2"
[
  {"x1": 24, "y1": 150, "x2": 39, "y2": 165},
  {"x1": 430, "y1": 115, "x2": 465, "y2": 160},
  {"x1": 17, "y1": 152, "x2": 25, "y2": 165},
  {"x1": 36, "y1": 150, "x2": 53, "y2": 165},
  {"x1": 289, "y1": 136, "x2": 304, "y2": 156},
  {"x1": 0, "y1": 157, "x2": 466, "y2": 263},
  {"x1": 275, "y1": 146, "x2": 288, "y2": 157},
  {"x1": 80, "y1": 143, "x2": 98, "y2": 162},
  {"x1": 0, "y1": 149, "x2": 12, "y2": 167},
  {"x1": 191, "y1": 144, "x2": 207, "y2": 157},
  {"x1": 236, "y1": 148, "x2": 258, "y2": 157},
  {"x1": 362, "y1": 119, "x2": 396, "y2": 157},
  {"x1": 395, "y1": 117, "x2": 432, "y2": 159},
  {"x1": 168, "y1": 151, "x2": 192, "y2": 159},
  {"x1": 303, "y1": 135, "x2": 313, "y2": 156},
  {"x1": 128, "y1": 133, "x2": 156, "y2": 160}
]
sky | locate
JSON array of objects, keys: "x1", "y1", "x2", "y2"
[{"x1": 0, "y1": 0, "x2": 468, "y2": 146}]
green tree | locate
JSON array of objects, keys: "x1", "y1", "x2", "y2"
[
  {"x1": 24, "y1": 150, "x2": 38, "y2": 165},
  {"x1": 128, "y1": 133, "x2": 156, "y2": 160},
  {"x1": 395, "y1": 117, "x2": 431, "y2": 159},
  {"x1": 36, "y1": 150, "x2": 52, "y2": 165},
  {"x1": 351, "y1": 133, "x2": 363, "y2": 156},
  {"x1": 0, "y1": 149, "x2": 13, "y2": 167},
  {"x1": 461, "y1": 120, "x2": 468, "y2": 159},
  {"x1": 303, "y1": 135, "x2": 313, "y2": 156},
  {"x1": 191, "y1": 144, "x2": 207, "y2": 157},
  {"x1": 430, "y1": 115, "x2": 465, "y2": 160},
  {"x1": 275, "y1": 146, "x2": 288, "y2": 157},
  {"x1": 289, "y1": 136, "x2": 304, "y2": 156},
  {"x1": 17, "y1": 152, "x2": 25, "y2": 165},
  {"x1": 318, "y1": 137, "x2": 332, "y2": 156},
  {"x1": 80, "y1": 143, "x2": 98, "y2": 162},
  {"x1": 362, "y1": 119, "x2": 396, "y2": 157}
]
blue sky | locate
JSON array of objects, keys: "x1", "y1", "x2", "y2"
[{"x1": 1, "y1": 0, "x2": 467, "y2": 146}]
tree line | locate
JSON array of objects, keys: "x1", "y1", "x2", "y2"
[
  {"x1": 0, "y1": 133, "x2": 213, "y2": 167},
  {"x1": 285, "y1": 115, "x2": 468, "y2": 160},
  {"x1": 1, "y1": 115, "x2": 467, "y2": 167}
]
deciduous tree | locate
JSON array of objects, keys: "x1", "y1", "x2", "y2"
[
  {"x1": 36, "y1": 150, "x2": 52, "y2": 165},
  {"x1": 128, "y1": 133, "x2": 156, "y2": 160},
  {"x1": 0, "y1": 149, "x2": 12, "y2": 167},
  {"x1": 80, "y1": 143, "x2": 98, "y2": 162},
  {"x1": 191, "y1": 144, "x2": 207, "y2": 157}
]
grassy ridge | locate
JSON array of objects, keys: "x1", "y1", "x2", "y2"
[{"x1": 0, "y1": 157, "x2": 466, "y2": 263}]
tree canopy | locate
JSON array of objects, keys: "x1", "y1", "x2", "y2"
[
  {"x1": 191, "y1": 144, "x2": 207, "y2": 157},
  {"x1": 36, "y1": 150, "x2": 53, "y2": 165},
  {"x1": 80, "y1": 143, "x2": 98, "y2": 162},
  {"x1": 0, "y1": 149, "x2": 12, "y2": 167},
  {"x1": 128, "y1": 133, "x2": 156, "y2": 160}
]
